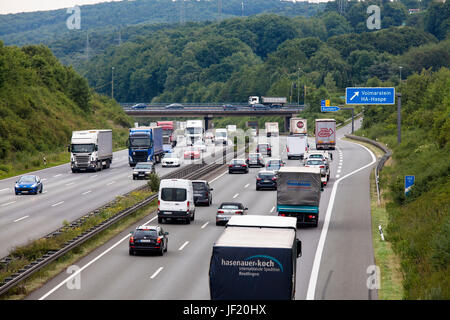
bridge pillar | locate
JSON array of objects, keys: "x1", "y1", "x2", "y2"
[
  {"x1": 204, "y1": 115, "x2": 214, "y2": 130},
  {"x1": 285, "y1": 115, "x2": 292, "y2": 134}
]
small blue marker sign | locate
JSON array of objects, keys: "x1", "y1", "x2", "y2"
[{"x1": 405, "y1": 175, "x2": 415, "y2": 196}]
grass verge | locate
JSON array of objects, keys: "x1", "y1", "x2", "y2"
[{"x1": 342, "y1": 137, "x2": 403, "y2": 300}]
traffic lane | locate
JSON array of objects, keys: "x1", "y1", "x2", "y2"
[
  {"x1": 28, "y1": 165, "x2": 276, "y2": 300},
  {"x1": 0, "y1": 148, "x2": 198, "y2": 257},
  {"x1": 334, "y1": 138, "x2": 373, "y2": 179}
]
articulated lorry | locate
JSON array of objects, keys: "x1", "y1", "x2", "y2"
[
  {"x1": 290, "y1": 118, "x2": 307, "y2": 135},
  {"x1": 315, "y1": 119, "x2": 336, "y2": 150},
  {"x1": 277, "y1": 167, "x2": 322, "y2": 227},
  {"x1": 265, "y1": 122, "x2": 279, "y2": 137},
  {"x1": 69, "y1": 130, "x2": 113, "y2": 173},
  {"x1": 209, "y1": 215, "x2": 302, "y2": 300},
  {"x1": 157, "y1": 121, "x2": 177, "y2": 147},
  {"x1": 248, "y1": 96, "x2": 287, "y2": 107},
  {"x1": 128, "y1": 126, "x2": 164, "y2": 166},
  {"x1": 185, "y1": 120, "x2": 204, "y2": 146}
]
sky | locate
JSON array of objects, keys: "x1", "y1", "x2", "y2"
[{"x1": 0, "y1": 0, "x2": 331, "y2": 15}]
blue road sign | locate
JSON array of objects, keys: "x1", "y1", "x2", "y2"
[
  {"x1": 321, "y1": 100, "x2": 326, "y2": 107},
  {"x1": 346, "y1": 87, "x2": 395, "y2": 105},
  {"x1": 405, "y1": 175, "x2": 415, "y2": 196},
  {"x1": 321, "y1": 106, "x2": 340, "y2": 112}
]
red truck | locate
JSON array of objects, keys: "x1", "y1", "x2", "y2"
[
  {"x1": 315, "y1": 119, "x2": 336, "y2": 150},
  {"x1": 157, "y1": 121, "x2": 177, "y2": 147}
]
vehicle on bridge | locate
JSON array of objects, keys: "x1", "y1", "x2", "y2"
[
  {"x1": 209, "y1": 215, "x2": 301, "y2": 300},
  {"x1": 248, "y1": 96, "x2": 287, "y2": 107},
  {"x1": 165, "y1": 103, "x2": 184, "y2": 109},
  {"x1": 131, "y1": 103, "x2": 148, "y2": 109},
  {"x1": 127, "y1": 126, "x2": 164, "y2": 166},
  {"x1": 69, "y1": 130, "x2": 113, "y2": 173},
  {"x1": 277, "y1": 167, "x2": 322, "y2": 227}
]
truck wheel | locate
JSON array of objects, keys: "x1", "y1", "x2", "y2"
[{"x1": 106, "y1": 159, "x2": 111, "y2": 169}]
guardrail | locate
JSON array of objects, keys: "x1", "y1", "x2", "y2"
[
  {"x1": 344, "y1": 134, "x2": 391, "y2": 205},
  {"x1": 0, "y1": 143, "x2": 245, "y2": 296}
]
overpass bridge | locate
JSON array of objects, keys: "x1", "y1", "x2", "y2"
[{"x1": 121, "y1": 103, "x2": 305, "y2": 131}]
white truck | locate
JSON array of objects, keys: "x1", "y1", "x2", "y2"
[
  {"x1": 226, "y1": 125, "x2": 236, "y2": 133},
  {"x1": 214, "y1": 128, "x2": 228, "y2": 145},
  {"x1": 69, "y1": 130, "x2": 113, "y2": 173},
  {"x1": 286, "y1": 134, "x2": 308, "y2": 160},
  {"x1": 248, "y1": 96, "x2": 287, "y2": 107},
  {"x1": 265, "y1": 122, "x2": 279, "y2": 137},
  {"x1": 290, "y1": 118, "x2": 307, "y2": 135},
  {"x1": 315, "y1": 119, "x2": 336, "y2": 150},
  {"x1": 185, "y1": 119, "x2": 204, "y2": 146}
]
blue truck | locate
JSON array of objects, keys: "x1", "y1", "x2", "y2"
[
  {"x1": 277, "y1": 167, "x2": 322, "y2": 228},
  {"x1": 128, "y1": 126, "x2": 164, "y2": 166}
]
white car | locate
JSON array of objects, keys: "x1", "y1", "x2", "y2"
[
  {"x1": 193, "y1": 140, "x2": 207, "y2": 152},
  {"x1": 162, "y1": 156, "x2": 181, "y2": 167}
]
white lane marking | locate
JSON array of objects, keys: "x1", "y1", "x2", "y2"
[
  {"x1": 51, "y1": 201, "x2": 64, "y2": 207},
  {"x1": 106, "y1": 181, "x2": 116, "y2": 186},
  {"x1": 0, "y1": 188, "x2": 8, "y2": 192},
  {"x1": 335, "y1": 175, "x2": 340, "y2": 178},
  {"x1": 90, "y1": 175, "x2": 98, "y2": 179},
  {"x1": 178, "y1": 241, "x2": 189, "y2": 251},
  {"x1": 43, "y1": 191, "x2": 48, "y2": 194},
  {"x1": 270, "y1": 206, "x2": 275, "y2": 213},
  {"x1": 1, "y1": 201, "x2": 16, "y2": 207},
  {"x1": 232, "y1": 193, "x2": 239, "y2": 199},
  {"x1": 14, "y1": 215, "x2": 29, "y2": 223},
  {"x1": 53, "y1": 174, "x2": 62, "y2": 178},
  {"x1": 82, "y1": 190, "x2": 92, "y2": 195},
  {"x1": 244, "y1": 183, "x2": 250, "y2": 188},
  {"x1": 65, "y1": 182, "x2": 75, "y2": 186},
  {"x1": 306, "y1": 142, "x2": 376, "y2": 300},
  {"x1": 144, "y1": 216, "x2": 158, "y2": 224},
  {"x1": 337, "y1": 169, "x2": 341, "y2": 174},
  {"x1": 209, "y1": 170, "x2": 227, "y2": 184},
  {"x1": 41, "y1": 179, "x2": 47, "y2": 181},
  {"x1": 150, "y1": 267, "x2": 164, "y2": 279},
  {"x1": 201, "y1": 221, "x2": 209, "y2": 229},
  {"x1": 39, "y1": 233, "x2": 132, "y2": 300}
]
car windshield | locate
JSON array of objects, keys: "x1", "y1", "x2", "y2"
[
  {"x1": 186, "y1": 128, "x2": 203, "y2": 134},
  {"x1": 19, "y1": 176, "x2": 36, "y2": 183},
  {"x1": 71, "y1": 144, "x2": 95, "y2": 153},
  {"x1": 134, "y1": 230, "x2": 157, "y2": 238},
  {"x1": 232, "y1": 160, "x2": 245, "y2": 165},
  {"x1": 162, "y1": 129, "x2": 172, "y2": 136},
  {"x1": 130, "y1": 137, "x2": 150, "y2": 147},
  {"x1": 135, "y1": 163, "x2": 152, "y2": 169},
  {"x1": 220, "y1": 204, "x2": 242, "y2": 210},
  {"x1": 307, "y1": 160, "x2": 323, "y2": 165},
  {"x1": 258, "y1": 145, "x2": 268, "y2": 149},
  {"x1": 161, "y1": 188, "x2": 187, "y2": 202},
  {"x1": 268, "y1": 160, "x2": 281, "y2": 165},
  {"x1": 216, "y1": 132, "x2": 226, "y2": 137},
  {"x1": 258, "y1": 173, "x2": 274, "y2": 179},
  {"x1": 192, "y1": 182, "x2": 206, "y2": 191},
  {"x1": 249, "y1": 154, "x2": 259, "y2": 159},
  {"x1": 309, "y1": 154, "x2": 323, "y2": 159}
]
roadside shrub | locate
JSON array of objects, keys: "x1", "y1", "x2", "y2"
[{"x1": 148, "y1": 173, "x2": 160, "y2": 192}]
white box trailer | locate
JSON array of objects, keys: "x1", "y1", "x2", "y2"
[
  {"x1": 265, "y1": 122, "x2": 279, "y2": 137},
  {"x1": 290, "y1": 118, "x2": 307, "y2": 135},
  {"x1": 286, "y1": 134, "x2": 308, "y2": 160},
  {"x1": 69, "y1": 129, "x2": 113, "y2": 172},
  {"x1": 315, "y1": 119, "x2": 336, "y2": 150}
]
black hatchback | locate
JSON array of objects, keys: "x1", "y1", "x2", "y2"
[
  {"x1": 256, "y1": 170, "x2": 277, "y2": 190},
  {"x1": 228, "y1": 159, "x2": 249, "y2": 174},
  {"x1": 129, "y1": 225, "x2": 169, "y2": 256},
  {"x1": 192, "y1": 180, "x2": 213, "y2": 206}
]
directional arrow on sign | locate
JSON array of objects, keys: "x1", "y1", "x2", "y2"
[{"x1": 349, "y1": 91, "x2": 359, "y2": 101}]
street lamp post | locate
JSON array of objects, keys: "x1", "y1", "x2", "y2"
[
  {"x1": 297, "y1": 67, "x2": 300, "y2": 106},
  {"x1": 399, "y1": 66, "x2": 402, "y2": 83},
  {"x1": 111, "y1": 66, "x2": 115, "y2": 100}
]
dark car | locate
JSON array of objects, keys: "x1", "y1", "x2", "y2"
[
  {"x1": 192, "y1": 180, "x2": 213, "y2": 206},
  {"x1": 256, "y1": 170, "x2": 277, "y2": 190},
  {"x1": 252, "y1": 103, "x2": 269, "y2": 110},
  {"x1": 270, "y1": 104, "x2": 283, "y2": 109},
  {"x1": 129, "y1": 225, "x2": 169, "y2": 256},
  {"x1": 15, "y1": 175, "x2": 43, "y2": 195},
  {"x1": 216, "y1": 202, "x2": 248, "y2": 226},
  {"x1": 131, "y1": 103, "x2": 148, "y2": 109},
  {"x1": 265, "y1": 158, "x2": 285, "y2": 173},
  {"x1": 228, "y1": 159, "x2": 249, "y2": 174},
  {"x1": 256, "y1": 143, "x2": 272, "y2": 157},
  {"x1": 132, "y1": 162, "x2": 156, "y2": 180},
  {"x1": 246, "y1": 153, "x2": 265, "y2": 168},
  {"x1": 223, "y1": 104, "x2": 237, "y2": 111},
  {"x1": 165, "y1": 103, "x2": 184, "y2": 109}
]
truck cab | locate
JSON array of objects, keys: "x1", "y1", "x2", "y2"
[{"x1": 128, "y1": 126, "x2": 164, "y2": 166}]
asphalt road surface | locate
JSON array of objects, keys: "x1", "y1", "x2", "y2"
[{"x1": 28, "y1": 117, "x2": 379, "y2": 300}]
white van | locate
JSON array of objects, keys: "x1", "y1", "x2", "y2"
[
  {"x1": 286, "y1": 134, "x2": 308, "y2": 160},
  {"x1": 158, "y1": 179, "x2": 195, "y2": 224}
]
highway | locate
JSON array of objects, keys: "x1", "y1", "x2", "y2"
[
  {"x1": 27, "y1": 118, "x2": 380, "y2": 300},
  {"x1": 0, "y1": 138, "x2": 226, "y2": 258}
]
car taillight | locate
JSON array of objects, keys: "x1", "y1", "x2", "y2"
[
  {"x1": 229, "y1": 165, "x2": 233, "y2": 167},
  {"x1": 218, "y1": 210, "x2": 224, "y2": 214},
  {"x1": 320, "y1": 166, "x2": 324, "y2": 168},
  {"x1": 156, "y1": 237, "x2": 162, "y2": 244},
  {"x1": 158, "y1": 200, "x2": 160, "y2": 210},
  {"x1": 272, "y1": 177, "x2": 277, "y2": 181},
  {"x1": 242, "y1": 164, "x2": 247, "y2": 167},
  {"x1": 308, "y1": 215, "x2": 315, "y2": 219},
  {"x1": 256, "y1": 178, "x2": 262, "y2": 181},
  {"x1": 129, "y1": 237, "x2": 134, "y2": 244},
  {"x1": 286, "y1": 147, "x2": 289, "y2": 152},
  {"x1": 267, "y1": 147, "x2": 271, "y2": 151},
  {"x1": 305, "y1": 165, "x2": 309, "y2": 167},
  {"x1": 187, "y1": 201, "x2": 190, "y2": 210},
  {"x1": 236, "y1": 211, "x2": 243, "y2": 215}
]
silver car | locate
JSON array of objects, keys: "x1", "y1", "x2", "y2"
[
  {"x1": 216, "y1": 202, "x2": 248, "y2": 226},
  {"x1": 132, "y1": 162, "x2": 156, "y2": 180}
]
